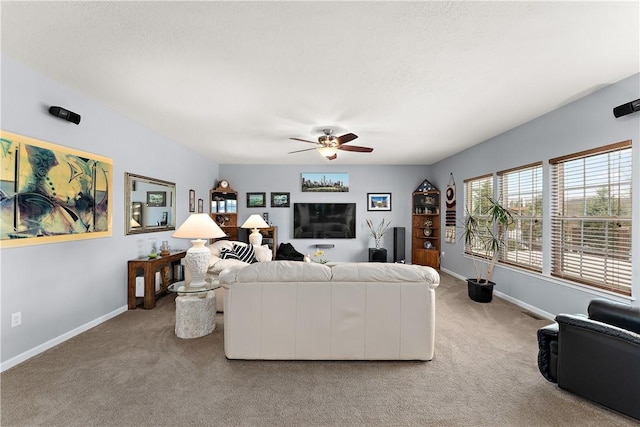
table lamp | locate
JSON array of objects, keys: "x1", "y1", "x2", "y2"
[
  {"x1": 172, "y1": 213, "x2": 226, "y2": 288},
  {"x1": 241, "y1": 214, "x2": 270, "y2": 246}
]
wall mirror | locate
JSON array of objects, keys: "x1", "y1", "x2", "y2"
[{"x1": 125, "y1": 172, "x2": 176, "y2": 235}]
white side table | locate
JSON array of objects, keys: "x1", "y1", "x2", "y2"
[{"x1": 168, "y1": 281, "x2": 220, "y2": 339}]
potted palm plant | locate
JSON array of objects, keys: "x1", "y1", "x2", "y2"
[{"x1": 461, "y1": 196, "x2": 515, "y2": 303}]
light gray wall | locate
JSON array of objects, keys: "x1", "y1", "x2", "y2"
[
  {"x1": 0, "y1": 55, "x2": 218, "y2": 369},
  {"x1": 218, "y1": 164, "x2": 430, "y2": 262},
  {"x1": 430, "y1": 73, "x2": 640, "y2": 316}
]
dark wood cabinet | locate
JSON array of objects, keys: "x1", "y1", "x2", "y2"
[
  {"x1": 210, "y1": 183, "x2": 238, "y2": 240},
  {"x1": 411, "y1": 184, "x2": 440, "y2": 269}
]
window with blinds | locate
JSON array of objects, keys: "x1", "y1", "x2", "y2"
[
  {"x1": 498, "y1": 162, "x2": 543, "y2": 272},
  {"x1": 464, "y1": 174, "x2": 493, "y2": 258},
  {"x1": 550, "y1": 141, "x2": 632, "y2": 296}
]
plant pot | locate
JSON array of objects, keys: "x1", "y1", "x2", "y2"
[
  {"x1": 467, "y1": 279, "x2": 495, "y2": 303},
  {"x1": 369, "y1": 248, "x2": 387, "y2": 263}
]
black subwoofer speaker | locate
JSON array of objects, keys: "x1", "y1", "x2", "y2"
[
  {"x1": 393, "y1": 227, "x2": 405, "y2": 263},
  {"x1": 48, "y1": 106, "x2": 81, "y2": 124}
]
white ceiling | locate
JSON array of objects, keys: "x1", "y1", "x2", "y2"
[{"x1": 1, "y1": 1, "x2": 638, "y2": 165}]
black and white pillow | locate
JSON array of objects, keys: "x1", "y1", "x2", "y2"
[
  {"x1": 220, "y1": 247, "x2": 241, "y2": 260},
  {"x1": 233, "y1": 243, "x2": 257, "y2": 263}
]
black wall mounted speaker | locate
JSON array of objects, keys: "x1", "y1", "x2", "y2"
[
  {"x1": 48, "y1": 106, "x2": 81, "y2": 124},
  {"x1": 613, "y1": 99, "x2": 640, "y2": 118},
  {"x1": 393, "y1": 227, "x2": 405, "y2": 263}
]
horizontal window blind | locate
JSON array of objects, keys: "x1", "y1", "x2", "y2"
[
  {"x1": 464, "y1": 174, "x2": 493, "y2": 258},
  {"x1": 550, "y1": 141, "x2": 632, "y2": 296},
  {"x1": 498, "y1": 162, "x2": 543, "y2": 272}
]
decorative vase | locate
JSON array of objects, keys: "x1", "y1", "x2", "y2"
[
  {"x1": 160, "y1": 240, "x2": 170, "y2": 256},
  {"x1": 148, "y1": 238, "x2": 158, "y2": 259}
]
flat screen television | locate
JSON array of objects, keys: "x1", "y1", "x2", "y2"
[{"x1": 293, "y1": 203, "x2": 356, "y2": 239}]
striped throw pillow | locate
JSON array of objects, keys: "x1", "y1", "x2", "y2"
[{"x1": 233, "y1": 243, "x2": 257, "y2": 263}]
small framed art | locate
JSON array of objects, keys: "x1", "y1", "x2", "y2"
[
  {"x1": 197, "y1": 198, "x2": 204, "y2": 213},
  {"x1": 246, "y1": 192, "x2": 266, "y2": 208},
  {"x1": 270, "y1": 192, "x2": 290, "y2": 208},
  {"x1": 189, "y1": 189, "x2": 196, "y2": 212},
  {"x1": 367, "y1": 193, "x2": 392, "y2": 211},
  {"x1": 147, "y1": 191, "x2": 166, "y2": 207}
]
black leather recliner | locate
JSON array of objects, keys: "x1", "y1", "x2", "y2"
[{"x1": 537, "y1": 299, "x2": 640, "y2": 420}]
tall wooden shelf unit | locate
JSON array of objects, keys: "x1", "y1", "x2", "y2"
[
  {"x1": 210, "y1": 183, "x2": 238, "y2": 241},
  {"x1": 411, "y1": 180, "x2": 441, "y2": 269}
]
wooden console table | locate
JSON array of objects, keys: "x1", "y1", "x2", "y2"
[{"x1": 128, "y1": 250, "x2": 186, "y2": 310}]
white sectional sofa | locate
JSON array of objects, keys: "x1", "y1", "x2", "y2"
[
  {"x1": 219, "y1": 261, "x2": 440, "y2": 361},
  {"x1": 204, "y1": 240, "x2": 273, "y2": 312}
]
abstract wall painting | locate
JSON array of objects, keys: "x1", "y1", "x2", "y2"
[{"x1": 0, "y1": 130, "x2": 113, "y2": 248}]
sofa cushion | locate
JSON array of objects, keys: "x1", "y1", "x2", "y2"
[
  {"x1": 254, "y1": 244, "x2": 273, "y2": 262},
  {"x1": 222, "y1": 260, "x2": 332, "y2": 283},
  {"x1": 331, "y1": 263, "x2": 439, "y2": 284},
  {"x1": 209, "y1": 258, "x2": 249, "y2": 274}
]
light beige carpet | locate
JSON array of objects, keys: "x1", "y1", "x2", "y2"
[{"x1": 1, "y1": 272, "x2": 637, "y2": 426}]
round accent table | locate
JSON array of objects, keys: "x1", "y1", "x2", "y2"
[{"x1": 168, "y1": 281, "x2": 220, "y2": 339}]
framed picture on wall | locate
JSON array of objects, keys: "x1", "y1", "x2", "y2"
[
  {"x1": 147, "y1": 191, "x2": 166, "y2": 207},
  {"x1": 367, "y1": 193, "x2": 391, "y2": 211},
  {"x1": 301, "y1": 172, "x2": 349, "y2": 192},
  {"x1": 189, "y1": 189, "x2": 196, "y2": 212},
  {"x1": 270, "y1": 192, "x2": 290, "y2": 208},
  {"x1": 197, "y1": 198, "x2": 204, "y2": 213},
  {"x1": 246, "y1": 192, "x2": 266, "y2": 208}
]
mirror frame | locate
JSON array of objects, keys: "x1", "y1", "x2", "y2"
[{"x1": 125, "y1": 172, "x2": 176, "y2": 235}]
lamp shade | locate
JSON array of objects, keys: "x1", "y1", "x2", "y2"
[
  {"x1": 173, "y1": 213, "x2": 226, "y2": 239},
  {"x1": 318, "y1": 146, "x2": 338, "y2": 157},
  {"x1": 241, "y1": 214, "x2": 269, "y2": 229},
  {"x1": 241, "y1": 214, "x2": 269, "y2": 246}
]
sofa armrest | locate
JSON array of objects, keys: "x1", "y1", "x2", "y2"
[
  {"x1": 557, "y1": 314, "x2": 640, "y2": 345},
  {"x1": 537, "y1": 322, "x2": 558, "y2": 382}
]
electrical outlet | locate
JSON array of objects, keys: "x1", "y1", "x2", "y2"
[
  {"x1": 11, "y1": 312, "x2": 21, "y2": 328},
  {"x1": 441, "y1": 251, "x2": 445, "y2": 258}
]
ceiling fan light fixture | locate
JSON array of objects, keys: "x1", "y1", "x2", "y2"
[{"x1": 318, "y1": 146, "x2": 338, "y2": 157}]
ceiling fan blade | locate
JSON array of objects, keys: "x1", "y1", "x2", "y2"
[
  {"x1": 326, "y1": 154, "x2": 338, "y2": 161},
  {"x1": 289, "y1": 137, "x2": 318, "y2": 144},
  {"x1": 338, "y1": 145, "x2": 373, "y2": 153},
  {"x1": 288, "y1": 147, "x2": 318, "y2": 154},
  {"x1": 337, "y1": 133, "x2": 358, "y2": 144}
]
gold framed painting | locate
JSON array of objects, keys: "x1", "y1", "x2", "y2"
[{"x1": 0, "y1": 130, "x2": 113, "y2": 248}]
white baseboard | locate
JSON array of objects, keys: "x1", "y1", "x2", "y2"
[
  {"x1": 440, "y1": 268, "x2": 555, "y2": 321},
  {"x1": 0, "y1": 305, "x2": 128, "y2": 373}
]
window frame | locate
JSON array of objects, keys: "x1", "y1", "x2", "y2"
[
  {"x1": 463, "y1": 174, "x2": 494, "y2": 259},
  {"x1": 549, "y1": 140, "x2": 632, "y2": 296},
  {"x1": 497, "y1": 162, "x2": 543, "y2": 272}
]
